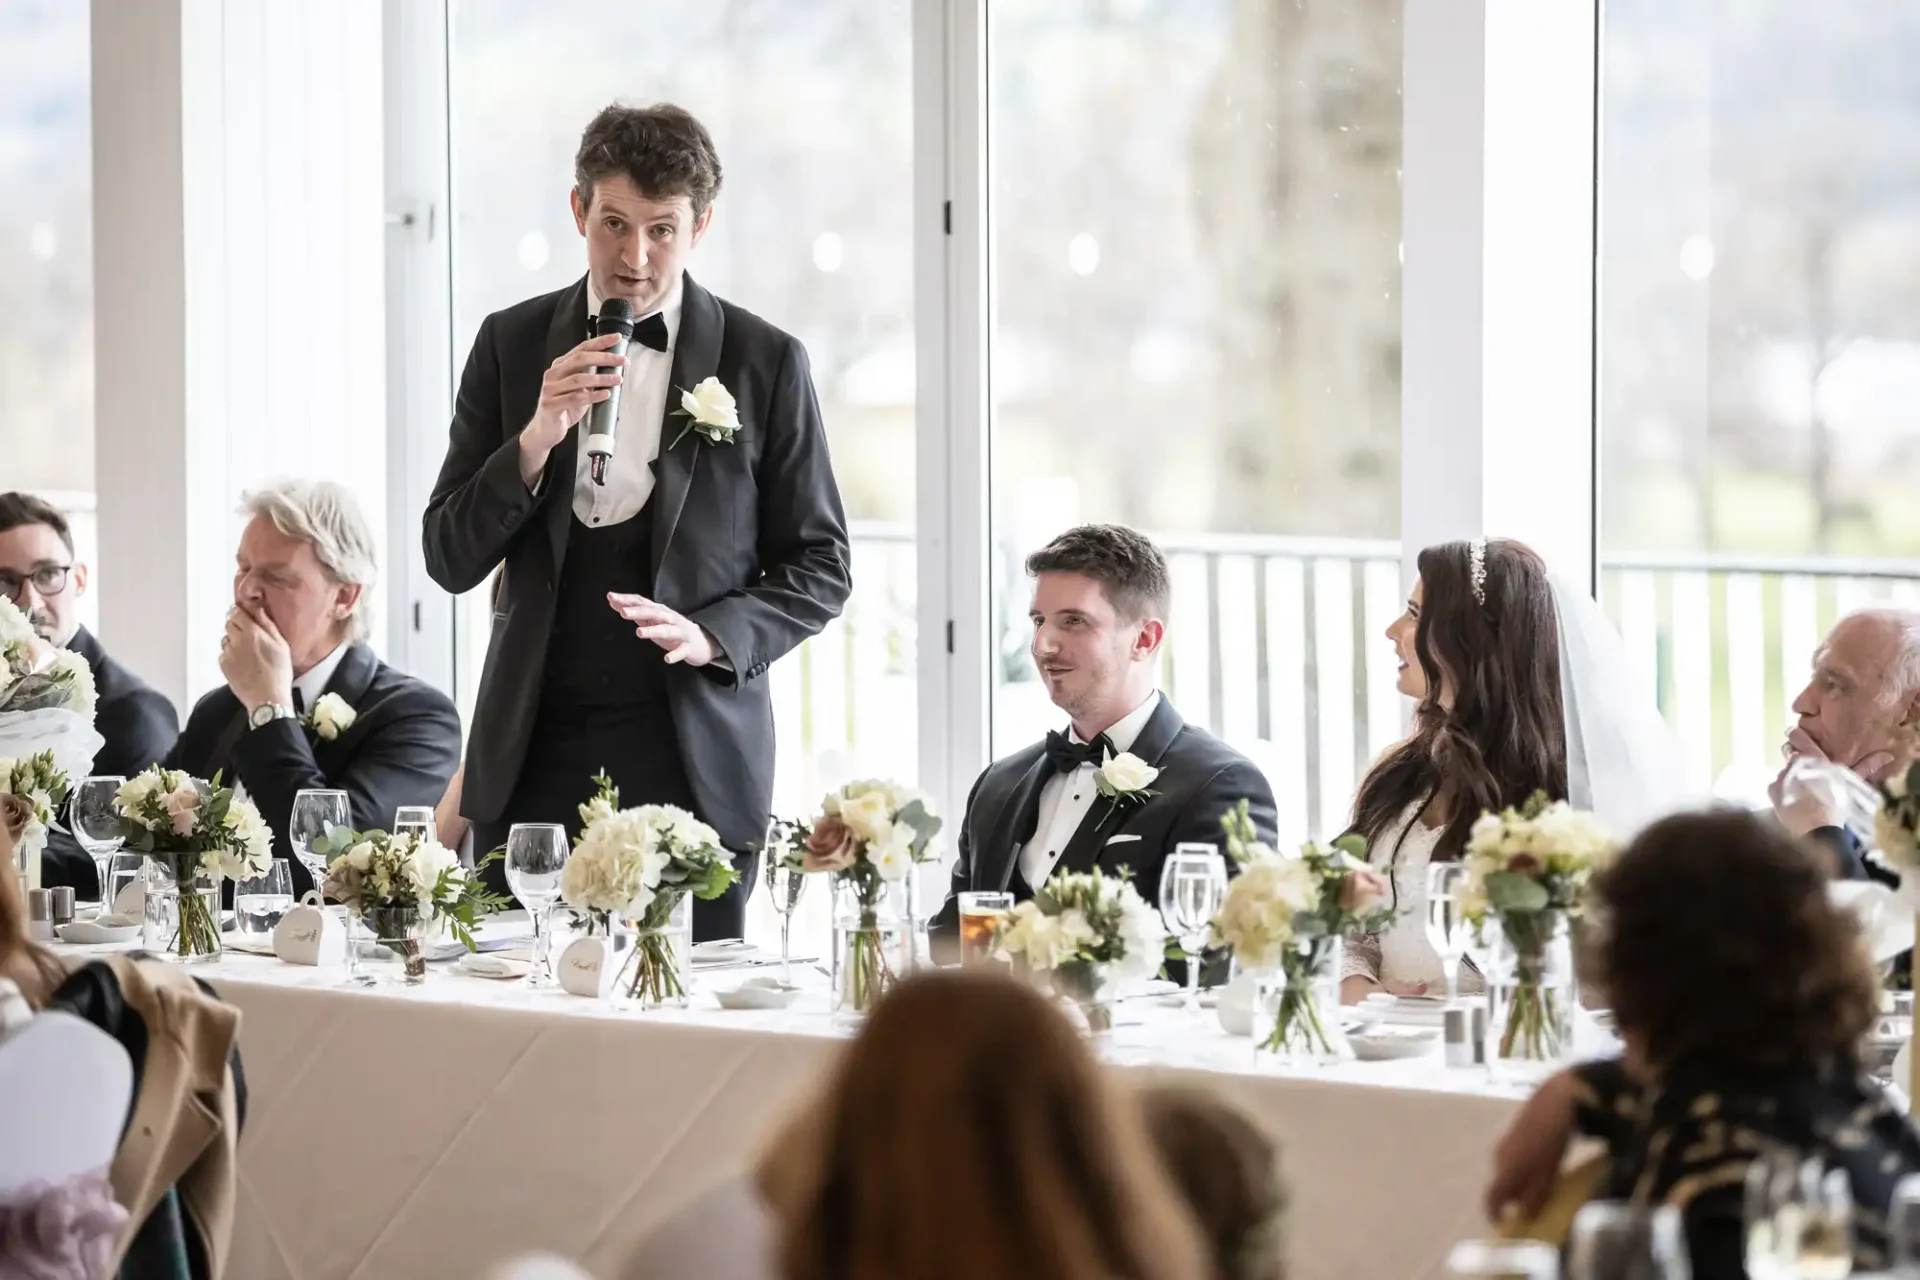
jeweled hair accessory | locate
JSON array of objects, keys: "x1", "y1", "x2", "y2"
[{"x1": 1468, "y1": 538, "x2": 1488, "y2": 607}]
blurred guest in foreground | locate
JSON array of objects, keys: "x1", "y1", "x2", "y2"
[
  {"x1": 0, "y1": 491, "x2": 179, "y2": 894},
  {"x1": 1485, "y1": 809, "x2": 1920, "y2": 1276},
  {"x1": 166, "y1": 481, "x2": 461, "y2": 897},
  {"x1": 1770, "y1": 606, "x2": 1920, "y2": 881},
  {"x1": 1142, "y1": 1086, "x2": 1288, "y2": 1280}
]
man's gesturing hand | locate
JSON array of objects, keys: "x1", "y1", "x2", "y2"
[
  {"x1": 519, "y1": 334, "x2": 626, "y2": 487},
  {"x1": 608, "y1": 593, "x2": 719, "y2": 667}
]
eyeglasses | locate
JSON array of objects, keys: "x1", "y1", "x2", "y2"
[{"x1": 0, "y1": 565, "x2": 71, "y2": 599}]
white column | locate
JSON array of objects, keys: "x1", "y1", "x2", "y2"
[
  {"x1": 92, "y1": 0, "x2": 388, "y2": 710},
  {"x1": 1401, "y1": 0, "x2": 1598, "y2": 590}
]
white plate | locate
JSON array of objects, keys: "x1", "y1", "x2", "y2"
[
  {"x1": 715, "y1": 978, "x2": 799, "y2": 1011},
  {"x1": 1352, "y1": 1001, "x2": 1449, "y2": 1030},
  {"x1": 1349, "y1": 1027, "x2": 1441, "y2": 1061},
  {"x1": 456, "y1": 954, "x2": 531, "y2": 981},
  {"x1": 56, "y1": 920, "x2": 141, "y2": 945}
]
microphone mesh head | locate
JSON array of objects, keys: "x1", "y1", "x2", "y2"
[{"x1": 595, "y1": 295, "x2": 635, "y2": 339}]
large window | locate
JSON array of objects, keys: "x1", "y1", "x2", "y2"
[
  {"x1": 1599, "y1": 0, "x2": 1920, "y2": 800},
  {"x1": 987, "y1": 0, "x2": 1404, "y2": 844},
  {"x1": 447, "y1": 0, "x2": 915, "y2": 816}
]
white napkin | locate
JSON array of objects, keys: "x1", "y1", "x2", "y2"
[{"x1": 1828, "y1": 879, "x2": 1919, "y2": 964}]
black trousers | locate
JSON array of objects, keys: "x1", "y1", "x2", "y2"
[{"x1": 472, "y1": 699, "x2": 756, "y2": 943}]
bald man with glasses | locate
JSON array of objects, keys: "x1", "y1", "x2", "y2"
[{"x1": 0, "y1": 493, "x2": 180, "y2": 894}]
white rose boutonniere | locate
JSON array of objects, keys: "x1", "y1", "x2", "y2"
[
  {"x1": 306, "y1": 692, "x2": 357, "y2": 742},
  {"x1": 1093, "y1": 751, "x2": 1159, "y2": 832},
  {"x1": 670, "y1": 376, "x2": 741, "y2": 449}
]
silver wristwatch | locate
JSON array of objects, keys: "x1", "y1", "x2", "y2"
[{"x1": 249, "y1": 702, "x2": 296, "y2": 730}]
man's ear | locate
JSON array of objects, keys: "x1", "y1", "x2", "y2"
[
  {"x1": 334, "y1": 581, "x2": 363, "y2": 626},
  {"x1": 71, "y1": 562, "x2": 90, "y2": 601},
  {"x1": 571, "y1": 185, "x2": 589, "y2": 236},
  {"x1": 1133, "y1": 617, "x2": 1166, "y2": 662}
]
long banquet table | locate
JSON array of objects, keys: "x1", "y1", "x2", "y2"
[{"x1": 54, "y1": 936, "x2": 1550, "y2": 1280}]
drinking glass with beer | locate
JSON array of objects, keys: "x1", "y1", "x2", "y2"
[{"x1": 958, "y1": 891, "x2": 1014, "y2": 965}]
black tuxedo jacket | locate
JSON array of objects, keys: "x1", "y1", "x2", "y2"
[
  {"x1": 163, "y1": 643, "x2": 461, "y2": 897},
  {"x1": 932, "y1": 698, "x2": 1280, "y2": 938},
  {"x1": 421, "y1": 273, "x2": 851, "y2": 850},
  {"x1": 40, "y1": 627, "x2": 181, "y2": 895}
]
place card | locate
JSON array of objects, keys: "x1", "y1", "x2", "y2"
[
  {"x1": 557, "y1": 936, "x2": 616, "y2": 999},
  {"x1": 273, "y1": 893, "x2": 345, "y2": 966}
]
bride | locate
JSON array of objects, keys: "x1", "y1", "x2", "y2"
[{"x1": 1340, "y1": 537, "x2": 1682, "y2": 1003}]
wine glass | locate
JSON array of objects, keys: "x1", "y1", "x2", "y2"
[
  {"x1": 69, "y1": 775, "x2": 126, "y2": 905},
  {"x1": 1795, "y1": 1162, "x2": 1853, "y2": 1280},
  {"x1": 1159, "y1": 844, "x2": 1229, "y2": 1011},
  {"x1": 1746, "y1": 1150, "x2": 1801, "y2": 1279},
  {"x1": 760, "y1": 824, "x2": 807, "y2": 987},
  {"x1": 1443, "y1": 1239, "x2": 1558, "y2": 1279},
  {"x1": 1566, "y1": 1202, "x2": 1688, "y2": 1279},
  {"x1": 1425, "y1": 862, "x2": 1470, "y2": 1006},
  {"x1": 393, "y1": 806, "x2": 437, "y2": 845},
  {"x1": 289, "y1": 789, "x2": 351, "y2": 893},
  {"x1": 1887, "y1": 1173, "x2": 1920, "y2": 1272},
  {"x1": 233, "y1": 860, "x2": 295, "y2": 945},
  {"x1": 505, "y1": 824, "x2": 569, "y2": 988}
]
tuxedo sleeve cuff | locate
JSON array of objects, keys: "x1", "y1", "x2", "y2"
[{"x1": 482, "y1": 436, "x2": 544, "y2": 519}]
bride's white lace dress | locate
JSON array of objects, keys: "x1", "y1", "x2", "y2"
[{"x1": 1342, "y1": 803, "x2": 1478, "y2": 993}]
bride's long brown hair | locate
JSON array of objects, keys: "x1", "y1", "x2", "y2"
[{"x1": 1349, "y1": 539, "x2": 1567, "y2": 864}]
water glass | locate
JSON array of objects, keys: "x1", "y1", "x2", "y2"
[
  {"x1": 1796, "y1": 1162, "x2": 1853, "y2": 1280},
  {"x1": 958, "y1": 890, "x2": 1014, "y2": 966},
  {"x1": 1566, "y1": 1201, "x2": 1688, "y2": 1279},
  {"x1": 393, "y1": 806, "x2": 437, "y2": 845},
  {"x1": 1888, "y1": 1172, "x2": 1920, "y2": 1271},
  {"x1": 290, "y1": 789, "x2": 351, "y2": 893},
  {"x1": 505, "y1": 824, "x2": 569, "y2": 987},
  {"x1": 69, "y1": 775, "x2": 126, "y2": 902},
  {"x1": 1443, "y1": 1239, "x2": 1559, "y2": 1279},
  {"x1": 760, "y1": 834, "x2": 808, "y2": 986},
  {"x1": 1425, "y1": 861, "x2": 1470, "y2": 1004},
  {"x1": 234, "y1": 860, "x2": 296, "y2": 944},
  {"x1": 1746, "y1": 1151, "x2": 1801, "y2": 1279},
  {"x1": 1159, "y1": 843, "x2": 1228, "y2": 1011},
  {"x1": 102, "y1": 851, "x2": 145, "y2": 917}
]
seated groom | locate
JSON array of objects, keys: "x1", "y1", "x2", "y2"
[
  {"x1": 166, "y1": 481, "x2": 461, "y2": 897},
  {"x1": 933, "y1": 524, "x2": 1278, "y2": 950},
  {"x1": 0, "y1": 492, "x2": 179, "y2": 894},
  {"x1": 1769, "y1": 605, "x2": 1920, "y2": 884}
]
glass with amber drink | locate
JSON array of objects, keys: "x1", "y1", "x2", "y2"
[{"x1": 958, "y1": 891, "x2": 1014, "y2": 965}]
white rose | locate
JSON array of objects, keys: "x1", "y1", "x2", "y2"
[
  {"x1": 309, "y1": 692, "x2": 357, "y2": 741},
  {"x1": 1097, "y1": 752, "x2": 1159, "y2": 795},
  {"x1": 838, "y1": 790, "x2": 894, "y2": 844},
  {"x1": 680, "y1": 377, "x2": 740, "y2": 437},
  {"x1": 347, "y1": 841, "x2": 375, "y2": 872}
]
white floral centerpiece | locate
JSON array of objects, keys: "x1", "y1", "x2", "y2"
[
  {"x1": 317, "y1": 827, "x2": 503, "y2": 982},
  {"x1": 1463, "y1": 792, "x2": 1617, "y2": 1073},
  {"x1": 113, "y1": 766, "x2": 273, "y2": 960},
  {"x1": 0, "y1": 595, "x2": 100, "y2": 882},
  {"x1": 561, "y1": 773, "x2": 736, "y2": 1005},
  {"x1": 792, "y1": 779, "x2": 942, "y2": 1013},
  {"x1": 992, "y1": 866, "x2": 1166, "y2": 1033},
  {"x1": 1873, "y1": 761, "x2": 1920, "y2": 870}
]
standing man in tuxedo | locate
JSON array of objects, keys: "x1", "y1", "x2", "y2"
[
  {"x1": 0, "y1": 492, "x2": 178, "y2": 895},
  {"x1": 933, "y1": 525, "x2": 1278, "y2": 947},
  {"x1": 423, "y1": 103, "x2": 850, "y2": 940},
  {"x1": 168, "y1": 481, "x2": 462, "y2": 898}
]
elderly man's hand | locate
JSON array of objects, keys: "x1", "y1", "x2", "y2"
[
  {"x1": 1769, "y1": 729, "x2": 1895, "y2": 835},
  {"x1": 220, "y1": 604, "x2": 296, "y2": 714}
]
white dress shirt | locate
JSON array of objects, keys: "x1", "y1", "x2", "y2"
[
  {"x1": 292, "y1": 640, "x2": 350, "y2": 715},
  {"x1": 1017, "y1": 691, "x2": 1162, "y2": 891},
  {"x1": 575, "y1": 278, "x2": 683, "y2": 528}
]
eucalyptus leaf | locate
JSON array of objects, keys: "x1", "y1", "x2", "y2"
[{"x1": 1483, "y1": 870, "x2": 1550, "y2": 915}]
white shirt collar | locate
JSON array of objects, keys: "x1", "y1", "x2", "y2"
[
  {"x1": 293, "y1": 640, "x2": 352, "y2": 711},
  {"x1": 585, "y1": 274, "x2": 684, "y2": 347},
  {"x1": 1070, "y1": 690, "x2": 1161, "y2": 755}
]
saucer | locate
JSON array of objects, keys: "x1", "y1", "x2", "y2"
[
  {"x1": 715, "y1": 977, "x2": 800, "y2": 1011},
  {"x1": 56, "y1": 920, "x2": 141, "y2": 945},
  {"x1": 1349, "y1": 1026, "x2": 1441, "y2": 1061}
]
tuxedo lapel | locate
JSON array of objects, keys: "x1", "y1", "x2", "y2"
[
  {"x1": 1058, "y1": 697, "x2": 1187, "y2": 877},
  {"x1": 651, "y1": 276, "x2": 725, "y2": 582},
  {"x1": 311, "y1": 644, "x2": 379, "y2": 762},
  {"x1": 542, "y1": 276, "x2": 590, "y2": 573},
  {"x1": 205, "y1": 701, "x2": 250, "y2": 783},
  {"x1": 987, "y1": 753, "x2": 1054, "y2": 893}
]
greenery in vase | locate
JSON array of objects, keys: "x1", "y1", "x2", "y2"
[
  {"x1": 314, "y1": 825, "x2": 506, "y2": 951},
  {"x1": 113, "y1": 766, "x2": 273, "y2": 958},
  {"x1": 561, "y1": 774, "x2": 736, "y2": 1003}
]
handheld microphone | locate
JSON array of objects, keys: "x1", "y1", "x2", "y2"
[{"x1": 585, "y1": 297, "x2": 634, "y2": 486}]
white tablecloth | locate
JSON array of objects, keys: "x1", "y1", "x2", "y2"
[{"x1": 57, "y1": 938, "x2": 1539, "y2": 1280}]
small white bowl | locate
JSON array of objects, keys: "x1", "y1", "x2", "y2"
[
  {"x1": 1349, "y1": 1026, "x2": 1441, "y2": 1061},
  {"x1": 57, "y1": 920, "x2": 142, "y2": 946},
  {"x1": 715, "y1": 977, "x2": 800, "y2": 1011}
]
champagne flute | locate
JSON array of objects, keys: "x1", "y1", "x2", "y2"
[
  {"x1": 1425, "y1": 861, "x2": 1469, "y2": 1006},
  {"x1": 1159, "y1": 844, "x2": 1229, "y2": 1011},
  {"x1": 505, "y1": 824, "x2": 569, "y2": 988},
  {"x1": 69, "y1": 776, "x2": 126, "y2": 905},
  {"x1": 1566, "y1": 1201, "x2": 1688, "y2": 1279},
  {"x1": 760, "y1": 822, "x2": 807, "y2": 987},
  {"x1": 393, "y1": 805, "x2": 437, "y2": 845}
]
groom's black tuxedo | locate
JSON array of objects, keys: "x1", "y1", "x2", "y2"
[
  {"x1": 423, "y1": 273, "x2": 850, "y2": 937},
  {"x1": 932, "y1": 698, "x2": 1279, "y2": 944}
]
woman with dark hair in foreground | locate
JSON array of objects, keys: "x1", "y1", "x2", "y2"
[{"x1": 1486, "y1": 808, "x2": 1920, "y2": 1276}]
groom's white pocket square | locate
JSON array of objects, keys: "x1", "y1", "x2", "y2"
[{"x1": 1104, "y1": 834, "x2": 1143, "y2": 847}]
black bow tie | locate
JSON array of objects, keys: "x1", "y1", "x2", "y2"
[
  {"x1": 590, "y1": 309, "x2": 669, "y2": 354},
  {"x1": 1045, "y1": 730, "x2": 1114, "y2": 776}
]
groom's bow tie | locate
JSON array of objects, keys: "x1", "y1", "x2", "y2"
[
  {"x1": 1045, "y1": 730, "x2": 1114, "y2": 776},
  {"x1": 589, "y1": 309, "x2": 669, "y2": 354}
]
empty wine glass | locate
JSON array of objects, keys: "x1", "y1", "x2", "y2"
[
  {"x1": 1159, "y1": 844, "x2": 1229, "y2": 1011},
  {"x1": 1443, "y1": 1239, "x2": 1559, "y2": 1279},
  {"x1": 393, "y1": 806, "x2": 437, "y2": 845},
  {"x1": 234, "y1": 860, "x2": 295, "y2": 945},
  {"x1": 505, "y1": 824, "x2": 569, "y2": 988},
  {"x1": 289, "y1": 789, "x2": 351, "y2": 892},
  {"x1": 1888, "y1": 1173, "x2": 1920, "y2": 1272},
  {"x1": 760, "y1": 822, "x2": 807, "y2": 987},
  {"x1": 69, "y1": 775, "x2": 125, "y2": 904},
  {"x1": 1566, "y1": 1201, "x2": 1689, "y2": 1279},
  {"x1": 1426, "y1": 861, "x2": 1469, "y2": 1005}
]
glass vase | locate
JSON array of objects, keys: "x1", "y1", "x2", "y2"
[
  {"x1": 142, "y1": 862, "x2": 222, "y2": 963},
  {"x1": 1484, "y1": 911, "x2": 1574, "y2": 1084},
  {"x1": 1050, "y1": 961, "x2": 1117, "y2": 1039},
  {"x1": 1255, "y1": 936, "x2": 1350, "y2": 1067},
  {"x1": 832, "y1": 879, "x2": 905, "y2": 1018},
  {"x1": 364, "y1": 905, "x2": 430, "y2": 985},
  {"x1": 621, "y1": 893, "x2": 692, "y2": 1009}
]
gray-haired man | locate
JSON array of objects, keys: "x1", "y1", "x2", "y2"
[{"x1": 166, "y1": 480, "x2": 461, "y2": 898}]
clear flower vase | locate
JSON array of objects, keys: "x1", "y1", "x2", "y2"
[
  {"x1": 365, "y1": 906, "x2": 429, "y2": 985},
  {"x1": 1255, "y1": 936, "x2": 1351, "y2": 1068},
  {"x1": 1484, "y1": 911, "x2": 1574, "y2": 1084},
  {"x1": 621, "y1": 893, "x2": 692, "y2": 1009},
  {"x1": 142, "y1": 863, "x2": 222, "y2": 964},
  {"x1": 832, "y1": 880, "x2": 905, "y2": 1018},
  {"x1": 1050, "y1": 961, "x2": 1116, "y2": 1039}
]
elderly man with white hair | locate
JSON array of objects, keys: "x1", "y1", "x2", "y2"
[
  {"x1": 1770, "y1": 605, "x2": 1920, "y2": 881},
  {"x1": 165, "y1": 481, "x2": 461, "y2": 898}
]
